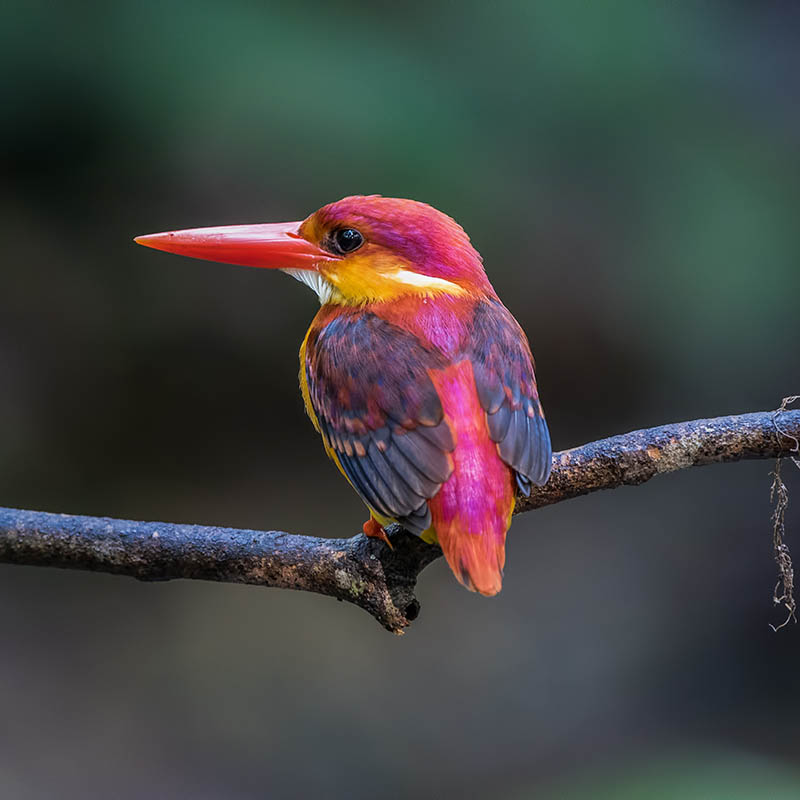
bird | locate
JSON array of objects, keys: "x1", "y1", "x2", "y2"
[{"x1": 135, "y1": 195, "x2": 551, "y2": 596}]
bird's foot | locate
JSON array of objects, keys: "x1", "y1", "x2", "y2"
[{"x1": 363, "y1": 518, "x2": 393, "y2": 550}]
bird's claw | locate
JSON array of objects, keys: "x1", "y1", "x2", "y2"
[{"x1": 363, "y1": 518, "x2": 393, "y2": 549}]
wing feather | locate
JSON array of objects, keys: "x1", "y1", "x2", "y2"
[
  {"x1": 305, "y1": 310, "x2": 455, "y2": 534},
  {"x1": 469, "y1": 300, "x2": 552, "y2": 488}
]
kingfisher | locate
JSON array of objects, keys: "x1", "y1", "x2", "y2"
[{"x1": 135, "y1": 196, "x2": 551, "y2": 596}]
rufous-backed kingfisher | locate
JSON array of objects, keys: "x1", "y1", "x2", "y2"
[{"x1": 135, "y1": 196, "x2": 551, "y2": 596}]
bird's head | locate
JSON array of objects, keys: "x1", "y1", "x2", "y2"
[{"x1": 135, "y1": 195, "x2": 493, "y2": 305}]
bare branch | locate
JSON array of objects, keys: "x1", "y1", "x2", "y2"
[
  {"x1": 1, "y1": 408, "x2": 798, "y2": 634},
  {"x1": 517, "y1": 409, "x2": 800, "y2": 513}
]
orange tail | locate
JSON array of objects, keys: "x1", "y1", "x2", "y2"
[
  {"x1": 428, "y1": 361, "x2": 515, "y2": 596},
  {"x1": 432, "y1": 507, "x2": 510, "y2": 596}
]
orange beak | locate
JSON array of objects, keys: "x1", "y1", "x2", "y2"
[{"x1": 134, "y1": 221, "x2": 338, "y2": 270}]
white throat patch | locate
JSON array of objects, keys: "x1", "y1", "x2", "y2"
[{"x1": 281, "y1": 269, "x2": 337, "y2": 305}]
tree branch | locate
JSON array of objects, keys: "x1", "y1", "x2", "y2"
[{"x1": 1, "y1": 408, "x2": 798, "y2": 634}]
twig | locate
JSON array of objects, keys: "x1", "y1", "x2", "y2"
[
  {"x1": 769, "y1": 397, "x2": 800, "y2": 631},
  {"x1": 1, "y1": 408, "x2": 798, "y2": 634}
]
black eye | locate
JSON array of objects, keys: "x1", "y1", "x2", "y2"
[{"x1": 333, "y1": 228, "x2": 364, "y2": 254}]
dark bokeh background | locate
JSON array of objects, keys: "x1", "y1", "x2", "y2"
[{"x1": 2, "y1": 1, "x2": 800, "y2": 797}]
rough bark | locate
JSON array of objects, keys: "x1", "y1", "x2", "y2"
[{"x1": 1, "y1": 408, "x2": 798, "y2": 633}]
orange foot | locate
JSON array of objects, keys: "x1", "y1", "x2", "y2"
[{"x1": 363, "y1": 518, "x2": 393, "y2": 549}]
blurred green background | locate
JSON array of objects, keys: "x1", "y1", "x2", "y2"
[{"x1": 2, "y1": 1, "x2": 800, "y2": 797}]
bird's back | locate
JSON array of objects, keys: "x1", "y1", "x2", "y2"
[
  {"x1": 302, "y1": 295, "x2": 550, "y2": 596},
  {"x1": 426, "y1": 358, "x2": 515, "y2": 595}
]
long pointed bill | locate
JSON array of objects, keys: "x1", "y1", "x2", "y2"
[{"x1": 134, "y1": 222, "x2": 338, "y2": 270}]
